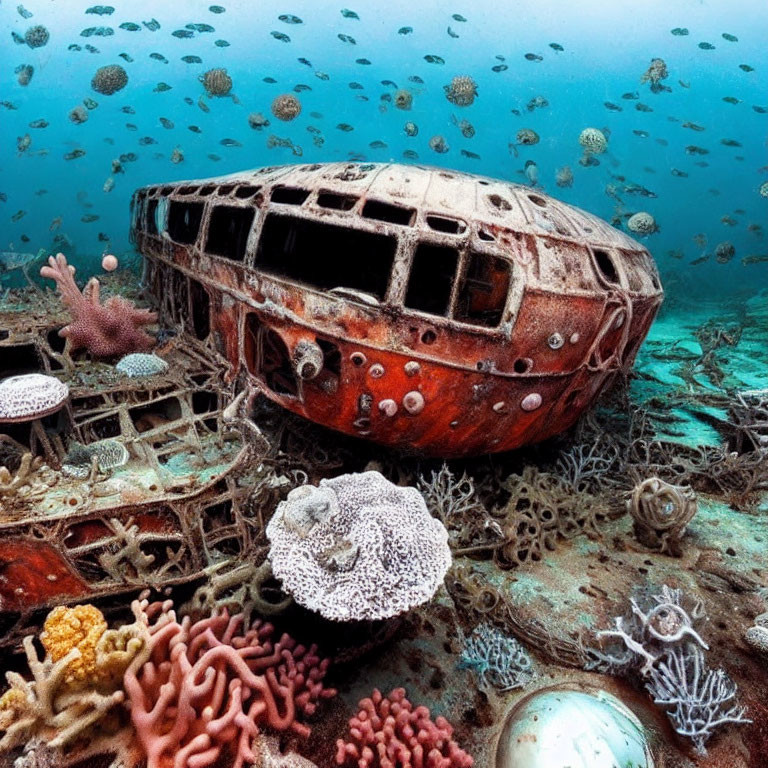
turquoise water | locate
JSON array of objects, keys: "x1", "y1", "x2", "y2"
[{"x1": 1, "y1": 0, "x2": 766, "y2": 299}]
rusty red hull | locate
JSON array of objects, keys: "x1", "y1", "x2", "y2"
[{"x1": 132, "y1": 162, "x2": 663, "y2": 457}]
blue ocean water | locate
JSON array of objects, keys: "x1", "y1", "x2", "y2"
[{"x1": 1, "y1": 0, "x2": 766, "y2": 299}]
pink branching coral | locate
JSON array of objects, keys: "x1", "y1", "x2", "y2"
[
  {"x1": 40, "y1": 253, "x2": 156, "y2": 358},
  {"x1": 335, "y1": 688, "x2": 473, "y2": 768},
  {"x1": 123, "y1": 597, "x2": 336, "y2": 768}
]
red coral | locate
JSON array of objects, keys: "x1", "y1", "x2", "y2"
[
  {"x1": 335, "y1": 688, "x2": 473, "y2": 768},
  {"x1": 123, "y1": 597, "x2": 336, "y2": 768},
  {"x1": 40, "y1": 252, "x2": 156, "y2": 358}
]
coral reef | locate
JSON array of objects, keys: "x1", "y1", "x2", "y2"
[
  {"x1": 62, "y1": 438, "x2": 129, "y2": 478},
  {"x1": 444, "y1": 75, "x2": 478, "y2": 107},
  {"x1": 418, "y1": 463, "x2": 489, "y2": 549},
  {"x1": 0, "y1": 451, "x2": 42, "y2": 497},
  {"x1": 41, "y1": 605, "x2": 108, "y2": 687},
  {"x1": 91, "y1": 65, "x2": 128, "y2": 95},
  {"x1": 0, "y1": 374, "x2": 68, "y2": 423},
  {"x1": 335, "y1": 687, "x2": 473, "y2": 768},
  {"x1": 628, "y1": 477, "x2": 697, "y2": 556},
  {"x1": 0, "y1": 603, "x2": 147, "y2": 752},
  {"x1": 40, "y1": 253, "x2": 156, "y2": 359},
  {"x1": 459, "y1": 623, "x2": 534, "y2": 692},
  {"x1": 444, "y1": 465, "x2": 608, "y2": 569},
  {"x1": 646, "y1": 644, "x2": 749, "y2": 755},
  {"x1": 447, "y1": 562, "x2": 589, "y2": 668},
  {"x1": 124, "y1": 596, "x2": 336, "y2": 768},
  {"x1": 201, "y1": 67, "x2": 233, "y2": 96},
  {"x1": 271, "y1": 94, "x2": 302, "y2": 121},
  {"x1": 593, "y1": 585, "x2": 750, "y2": 755},
  {"x1": 266, "y1": 471, "x2": 452, "y2": 621}
]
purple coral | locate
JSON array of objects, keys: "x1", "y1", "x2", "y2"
[{"x1": 40, "y1": 253, "x2": 156, "y2": 359}]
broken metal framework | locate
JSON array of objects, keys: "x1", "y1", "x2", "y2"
[
  {"x1": 0, "y1": 292, "x2": 269, "y2": 649},
  {"x1": 132, "y1": 161, "x2": 663, "y2": 457}
]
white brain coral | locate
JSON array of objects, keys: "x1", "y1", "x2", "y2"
[{"x1": 266, "y1": 471, "x2": 452, "y2": 621}]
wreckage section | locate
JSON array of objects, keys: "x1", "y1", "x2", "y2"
[
  {"x1": 132, "y1": 162, "x2": 663, "y2": 456},
  {"x1": 0, "y1": 285, "x2": 270, "y2": 649}
]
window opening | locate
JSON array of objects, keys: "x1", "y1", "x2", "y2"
[
  {"x1": 593, "y1": 249, "x2": 620, "y2": 285},
  {"x1": 317, "y1": 191, "x2": 358, "y2": 210},
  {"x1": 362, "y1": 199, "x2": 414, "y2": 226},
  {"x1": 404, "y1": 243, "x2": 458, "y2": 316},
  {"x1": 167, "y1": 201, "x2": 204, "y2": 244},
  {"x1": 455, "y1": 252, "x2": 511, "y2": 327},
  {"x1": 426, "y1": 215, "x2": 466, "y2": 235},
  {"x1": 271, "y1": 187, "x2": 310, "y2": 205},
  {"x1": 256, "y1": 213, "x2": 395, "y2": 301},
  {"x1": 205, "y1": 205, "x2": 255, "y2": 261}
]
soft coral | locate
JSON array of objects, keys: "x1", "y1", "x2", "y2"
[{"x1": 40, "y1": 252, "x2": 156, "y2": 359}]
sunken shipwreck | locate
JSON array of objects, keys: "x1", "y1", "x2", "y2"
[{"x1": 1, "y1": 2, "x2": 767, "y2": 767}]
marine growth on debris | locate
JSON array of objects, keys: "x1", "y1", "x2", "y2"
[
  {"x1": 628, "y1": 477, "x2": 697, "y2": 556},
  {"x1": 594, "y1": 585, "x2": 750, "y2": 755}
]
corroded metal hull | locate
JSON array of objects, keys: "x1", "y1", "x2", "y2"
[{"x1": 132, "y1": 162, "x2": 663, "y2": 457}]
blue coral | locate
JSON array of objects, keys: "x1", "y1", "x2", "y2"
[{"x1": 459, "y1": 623, "x2": 534, "y2": 692}]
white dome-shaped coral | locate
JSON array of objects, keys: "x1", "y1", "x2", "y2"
[{"x1": 266, "y1": 471, "x2": 452, "y2": 621}]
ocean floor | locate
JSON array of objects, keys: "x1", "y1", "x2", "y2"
[{"x1": 0, "y1": 273, "x2": 766, "y2": 768}]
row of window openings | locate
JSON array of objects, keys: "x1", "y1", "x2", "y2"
[
  {"x1": 146, "y1": 208, "x2": 510, "y2": 329},
  {"x1": 138, "y1": 188, "x2": 473, "y2": 239},
  {"x1": 147, "y1": 204, "x2": 624, "y2": 323},
  {"x1": 139, "y1": 193, "x2": 623, "y2": 290}
]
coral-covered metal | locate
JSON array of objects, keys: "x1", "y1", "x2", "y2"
[{"x1": 131, "y1": 162, "x2": 663, "y2": 457}]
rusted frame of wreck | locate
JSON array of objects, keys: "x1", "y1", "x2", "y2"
[
  {"x1": 132, "y1": 162, "x2": 663, "y2": 456},
  {"x1": 0, "y1": 298, "x2": 265, "y2": 647}
]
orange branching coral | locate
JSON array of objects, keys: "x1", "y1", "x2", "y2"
[
  {"x1": 41, "y1": 605, "x2": 108, "y2": 687},
  {"x1": 40, "y1": 252, "x2": 156, "y2": 358}
]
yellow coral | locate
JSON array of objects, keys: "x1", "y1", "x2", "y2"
[
  {"x1": 40, "y1": 604, "x2": 107, "y2": 686},
  {"x1": 0, "y1": 687, "x2": 27, "y2": 714}
]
